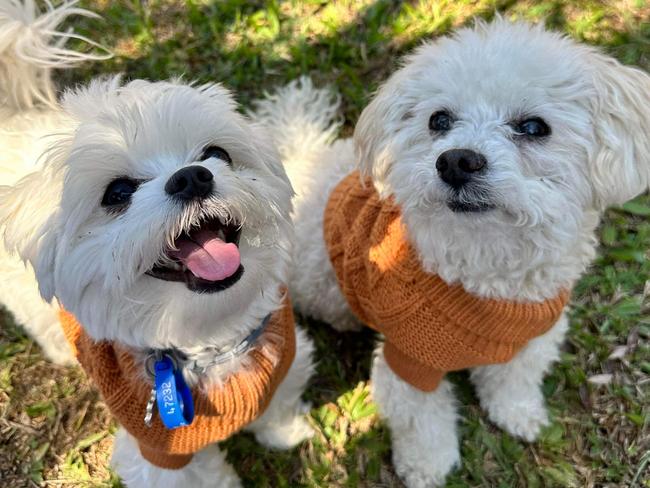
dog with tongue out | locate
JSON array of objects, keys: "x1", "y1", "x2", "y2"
[
  {"x1": 169, "y1": 225, "x2": 241, "y2": 283},
  {"x1": 0, "y1": 5, "x2": 315, "y2": 485}
]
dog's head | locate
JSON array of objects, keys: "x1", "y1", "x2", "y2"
[
  {"x1": 3, "y1": 78, "x2": 293, "y2": 347},
  {"x1": 354, "y1": 20, "x2": 650, "y2": 284}
]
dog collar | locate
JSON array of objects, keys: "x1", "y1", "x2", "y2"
[
  {"x1": 184, "y1": 313, "x2": 273, "y2": 375},
  {"x1": 144, "y1": 313, "x2": 273, "y2": 378}
]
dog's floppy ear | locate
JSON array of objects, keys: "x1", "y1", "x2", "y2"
[
  {"x1": 0, "y1": 158, "x2": 64, "y2": 302},
  {"x1": 250, "y1": 123, "x2": 292, "y2": 184},
  {"x1": 354, "y1": 68, "x2": 413, "y2": 187},
  {"x1": 588, "y1": 51, "x2": 650, "y2": 209},
  {"x1": 32, "y1": 217, "x2": 60, "y2": 302},
  {"x1": 248, "y1": 122, "x2": 295, "y2": 218}
]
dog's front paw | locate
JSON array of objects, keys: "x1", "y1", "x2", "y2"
[
  {"x1": 112, "y1": 429, "x2": 242, "y2": 488},
  {"x1": 483, "y1": 393, "x2": 549, "y2": 441},
  {"x1": 392, "y1": 434, "x2": 460, "y2": 488},
  {"x1": 253, "y1": 411, "x2": 314, "y2": 450}
]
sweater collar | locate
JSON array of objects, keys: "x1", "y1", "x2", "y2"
[{"x1": 324, "y1": 171, "x2": 570, "y2": 336}]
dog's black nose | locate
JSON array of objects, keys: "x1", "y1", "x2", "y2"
[
  {"x1": 436, "y1": 149, "x2": 487, "y2": 188},
  {"x1": 165, "y1": 165, "x2": 214, "y2": 200}
]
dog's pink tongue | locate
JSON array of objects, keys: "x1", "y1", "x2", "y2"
[{"x1": 170, "y1": 230, "x2": 240, "y2": 281}]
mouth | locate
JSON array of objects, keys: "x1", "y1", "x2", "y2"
[{"x1": 146, "y1": 216, "x2": 244, "y2": 293}]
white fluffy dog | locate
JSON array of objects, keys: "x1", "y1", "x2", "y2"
[
  {"x1": 0, "y1": 1, "x2": 313, "y2": 487},
  {"x1": 254, "y1": 20, "x2": 650, "y2": 487}
]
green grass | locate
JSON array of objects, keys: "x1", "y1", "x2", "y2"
[{"x1": 1, "y1": 1, "x2": 649, "y2": 486}]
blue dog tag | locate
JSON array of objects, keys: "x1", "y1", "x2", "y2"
[{"x1": 153, "y1": 355, "x2": 194, "y2": 429}]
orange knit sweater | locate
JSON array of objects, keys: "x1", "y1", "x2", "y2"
[
  {"x1": 59, "y1": 298, "x2": 296, "y2": 469},
  {"x1": 324, "y1": 171, "x2": 569, "y2": 392}
]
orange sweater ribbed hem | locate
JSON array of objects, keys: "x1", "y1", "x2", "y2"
[
  {"x1": 59, "y1": 295, "x2": 296, "y2": 469},
  {"x1": 324, "y1": 171, "x2": 569, "y2": 392}
]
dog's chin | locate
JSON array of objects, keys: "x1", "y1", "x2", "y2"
[
  {"x1": 441, "y1": 185, "x2": 496, "y2": 214},
  {"x1": 446, "y1": 199, "x2": 496, "y2": 213},
  {"x1": 146, "y1": 215, "x2": 245, "y2": 294}
]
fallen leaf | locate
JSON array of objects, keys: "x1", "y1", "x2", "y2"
[
  {"x1": 608, "y1": 346, "x2": 628, "y2": 360},
  {"x1": 588, "y1": 374, "x2": 613, "y2": 385}
]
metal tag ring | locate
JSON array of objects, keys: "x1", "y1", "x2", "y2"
[{"x1": 144, "y1": 351, "x2": 178, "y2": 379}]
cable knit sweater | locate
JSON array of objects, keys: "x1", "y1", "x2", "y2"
[
  {"x1": 324, "y1": 171, "x2": 569, "y2": 392},
  {"x1": 59, "y1": 297, "x2": 296, "y2": 469}
]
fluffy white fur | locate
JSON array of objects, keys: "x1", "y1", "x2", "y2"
[
  {"x1": 0, "y1": 0, "x2": 107, "y2": 364},
  {"x1": 0, "y1": 1, "x2": 314, "y2": 486},
  {"x1": 255, "y1": 20, "x2": 650, "y2": 487}
]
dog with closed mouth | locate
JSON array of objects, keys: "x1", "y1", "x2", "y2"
[
  {"x1": 0, "y1": 1, "x2": 314, "y2": 486},
  {"x1": 254, "y1": 19, "x2": 650, "y2": 487}
]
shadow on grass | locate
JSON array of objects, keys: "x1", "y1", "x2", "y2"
[
  {"x1": 64, "y1": 0, "x2": 650, "y2": 134},
  {"x1": 67, "y1": 0, "x2": 548, "y2": 120},
  {"x1": 300, "y1": 316, "x2": 377, "y2": 405}
]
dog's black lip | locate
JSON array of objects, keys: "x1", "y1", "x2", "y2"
[
  {"x1": 146, "y1": 217, "x2": 244, "y2": 293},
  {"x1": 447, "y1": 200, "x2": 495, "y2": 213},
  {"x1": 146, "y1": 263, "x2": 245, "y2": 293}
]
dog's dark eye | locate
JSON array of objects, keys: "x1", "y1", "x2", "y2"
[
  {"x1": 101, "y1": 178, "x2": 139, "y2": 209},
  {"x1": 200, "y1": 145, "x2": 232, "y2": 165},
  {"x1": 429, "y1": 111, "x2": 454, "y2": 132},
  {"x1": 514, "y1": 117, "x2": 551, "y2": 138}
]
